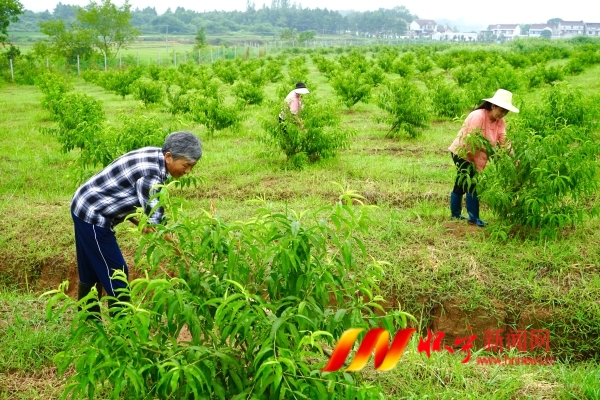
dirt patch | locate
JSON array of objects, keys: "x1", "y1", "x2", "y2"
[
  {"x1": 362, "y1": 146, "x2": 424, "y2": 156},
  {"x1": 177, "y1": 324, "x2": 193, "y2": 343},
  {"x1": 516, "y1": 374, "x2": 562, "y2": 399},
  {"x1": 0, "y1": 238, "x2": 145, "y2": 296},
  {"x1": 387, "y1": 191, "x2": 446, "y2": 208},
  {"x1": 442, "y1": 220, "x2": 485, "y2": 238},
  {"x1": 0, "y1": 366, "x2": 68, "y2": 399},
  {"x1": 516, "y1": 306, "x2": 554, "y2": 331},
  {"x1": 431, "y1": 299, "x2": 507, "y2": 349},
  {"x1": 34, "y1": 256, "x2": 78, "y2": 296}
]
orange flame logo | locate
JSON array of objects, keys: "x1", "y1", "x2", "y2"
[{"x1": 322, "y1": 328, "x2": 417, "y2": 372}]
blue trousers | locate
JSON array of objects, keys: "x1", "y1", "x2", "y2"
[
  {"x1": 72, "y1": 212, "x2": 129, "y2": 297},
  {"x1": 451, "y1": 152, "x2": 477, "y2": 195}
]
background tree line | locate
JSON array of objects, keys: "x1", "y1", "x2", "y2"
[{"x1": 10, "y1": 1, "x2": 416, "y2": 37}]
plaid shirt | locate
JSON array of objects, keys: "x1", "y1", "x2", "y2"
[{"x1": 71, "y1": 147, "x2": 169, "y2": 228}]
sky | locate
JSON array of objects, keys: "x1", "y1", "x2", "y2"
[{"x1": 20, "y1": 0, "x2": 600, "y2": 30}]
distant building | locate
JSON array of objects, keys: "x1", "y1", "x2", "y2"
[
  {"x1": 558, "y1": 20, "x2": 584, "y2": 37},
  {"x1": 410, "y1": 19, "x2": 438, "y2": 37},
  {"x1": 528, "y1": 24, "x2": 556, "y2": 37},
  {"x1": 586, "y1": 23, "x2": 600, "y2": 36},
  {"x1": 486, "y1": 24, "x2": 521, "y2": 41}
]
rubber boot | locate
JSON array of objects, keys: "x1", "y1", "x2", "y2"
[
  {"x1": 465, "y1": 193, "x2": 487, "y2": 227},
  {"x1": 77, "y1": 282, "x2": 102, "y2": 321},
  {"x1": 450, "y1": 192, "x2": 467, "y2": 220}
]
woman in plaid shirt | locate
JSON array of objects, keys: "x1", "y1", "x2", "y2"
[{"x1": 71, "y1": 131, "x2": 202, "y2": 316}]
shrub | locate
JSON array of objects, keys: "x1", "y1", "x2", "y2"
[
  {"x1": 563, "y1": 58, "x2": 585, "y2": 75},
  {"x1": 166, "y1": 85, "x2": 193, "y2": 115},
  {"x1": 1, "y1": 52, "x2": 45, "y2": 85},
  {"x1": 233, "y1": 80, "x2": 264, "y2": 106},
  {"x1": 312, "y1": 54, "x2": 337, "y2": 76},
  {"x1": 288, "y1": 56, "x2": 310, "y2": 83},
  {"x1": 337, "y1": 50, "x2": 370, "y2": 73},
  {"x1": 391, "y1": 59, "x2": 414, "y2": 78},
  {"x1": 35, "y1": 71, "x2": 73, "y2": 118},
  {"x1": 526, "y1": 65, "x2": 545, "y2": 89},
  {"x1": 212, "y1": 59, "x2": 239, "y2": 84},
  {"x1": 415, "y1": 55, "x2": 434, "y2": 73},
  {"x1": 329, "y1": 68, "x2": 371, "y2": 109},
  {"x1": 503, "y1": 53, "x2": 532, "y2": 69},
  {"x1": 263, "y1": 60, "x2": 283, "y2": 82},
  {"x1": 363, "y1": 65, "x2": 387, "y2": 87},
  {"x1": 423, "y1": 74, "x2": 470, "y2": 119},
  {"x1": 101, "y1": 68, "x2": 144, "y2": 98},
  {"x1": 376, "y1": 78, "x2": 432, "y2": 138},
  {"x1": 263, "y1": 96, "x2": 355, "y2": 165},
  {"x1": 189, "y1": 91, "x2": 243, "y2": 135},
  {"x1": 479, "y1": 123, "x2": 600, "y2": 236},
  {"x1": 45, "y1": 189, "x2": 408, "y2": 399},
  {"x1": 375, "y1": 50, "x2": 398, "y2": 73},
  {"x1": 131, "y1": 79, "x2": 165, "y2": 106},
  {"x1": 81, "y1": 69, "x2": 100, "y2": 84},
  {"x1": 116, "y1": 111, "x2": 168, "y2": 153},
  {"x1": 544, "y1": 65, "x2": 564, "y2": 83},
  {"x1": 519, "y1": 82, "x2": 587, "y2": 131},
  {"x1": 47, "y1": 92, "x2": 106, "y2": 153},
  {"x1": 434, "y1": 54, "x2": 456, "y2": 70},
  {"x1": 147, "y1": 64, "x2": 161, "y2": 80},
  {"x1": 452, "y1": 64, "x2": 478, "y2": 86},
  {"x1": 243, "y1": 70, "x2": 267, "y2": 87}
]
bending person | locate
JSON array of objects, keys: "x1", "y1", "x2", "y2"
[
  {"x1": 448, "y1": 89, "x2": 518, "y2": 227},
  {"x1": 279, "y1": 81, "x2": 310, "y2": 130},
  {"x1": 71, "y1": 131, "x2": 202, "y2": 314}
]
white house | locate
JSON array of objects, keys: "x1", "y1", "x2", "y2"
[
  {"x1": 486, "y1": 24, "x2": 521, "y2": 40},
  {"x1": 528, "y1": 24, "x2": 556, "y2": 37},
  {"x1": 558, "y1": 20, "x2": 584, "y2": 36},
  {"x1": 410, "y1": 19, "x2": 438, "y2": 37},
  {"x1": 586, "y1": 23, "x2": 600, "y2": 36}
]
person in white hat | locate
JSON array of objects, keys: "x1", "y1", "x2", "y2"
[
  {"x1": 447, "y1": 89, "x2": 519, "y2": 227},
  {"x1": 279, "y1": 81, "x2": 310, "y2": 130}
]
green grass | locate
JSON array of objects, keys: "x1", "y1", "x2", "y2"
[
  {"x1": 1, "y1": 44, "x2": 600, "y2": 398},
  {"x1": 0, "y1": 288, "x2": 72, "y2": 399}
]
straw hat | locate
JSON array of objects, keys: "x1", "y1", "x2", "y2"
[
  {"x1": 483, "y1": 89, "x2": 519, "y2": 113},
  {"x1": 294, "y1": 82, "x2": 310, "y2": 95}
]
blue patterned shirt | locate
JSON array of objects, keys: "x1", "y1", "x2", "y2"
[{"x1": 71, "y1": 147, "x2": 169, "y2": 228}]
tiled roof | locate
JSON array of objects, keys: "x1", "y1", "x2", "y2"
[
  {"x1": 487, "y1": 24, "x2": 518, "y2": 29},
  {"x1": 414, "y1": 19, "x2": 437, "y2": 25},
  {"x1": 530, "y1": 24, "x2": 555, "y2": 29},
  {"x1": 560, "y1": 20, "x2": 584, "y2": 25}
]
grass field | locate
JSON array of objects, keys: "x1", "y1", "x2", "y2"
[
  {"x1": 1, "y1": 43, "x2": 600, "y2": 398},
  {"x1": 8, "y1": 31, "x2": 418, "y2": 67}
]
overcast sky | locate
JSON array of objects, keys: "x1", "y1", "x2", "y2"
[{"x1": 20, "y1": 0, "x2": 600, "y2": 30}]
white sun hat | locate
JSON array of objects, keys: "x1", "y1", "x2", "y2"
[
  {"x1": 483, "y1": 89, "x2": 519, "y2": 113},
  {"x1": 294, "y1": 81, "x2": 310, "y2": 95}
]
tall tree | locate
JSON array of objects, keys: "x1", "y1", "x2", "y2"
[
  {"x1": 77, "y1": 0, "x2": 139, "y2": 58},
  {"x1": 0, "y1": 0, "x2": 24, "y2": 45},
  {"x1": 547, "y1": 18, "x2": 562, "y2": 26},
  {"x1": 298, "y1": 30, "x2": 315, "y2": 44},
  {"x1": 194, "y1": 27, "x2": 207, "y2": 49},
  {"x1": 280, "y1": 27, "x2": 297, "y2": 44},
  {"x1": 38, "y1": 19, "x2": 96, "y2": 60}
]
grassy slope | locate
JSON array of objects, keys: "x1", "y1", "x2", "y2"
[{"x1": 0, "y1": 49, "x2": 599, "y2": 398}]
